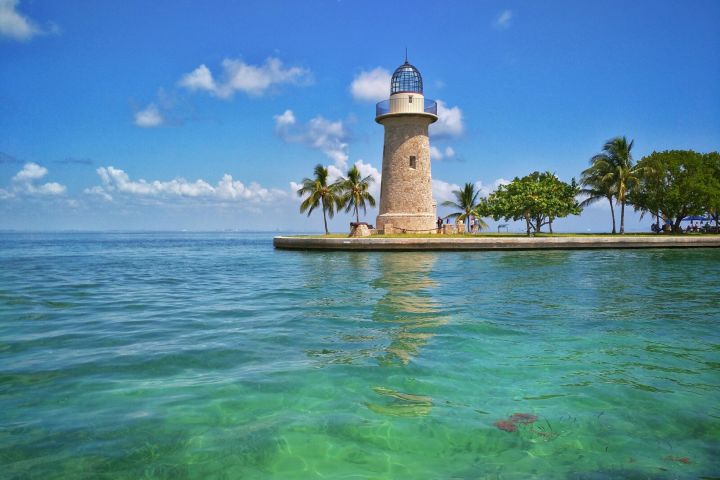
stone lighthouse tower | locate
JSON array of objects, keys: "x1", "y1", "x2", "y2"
[{"x1": 375, "y1": 57, "x2": 438, "y2": 234}]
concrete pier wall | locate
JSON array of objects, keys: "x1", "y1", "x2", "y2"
[{"x1": 274, "y1": 235, "x2": 720, "y2": 251}]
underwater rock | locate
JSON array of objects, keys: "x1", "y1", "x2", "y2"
[
  {"x1": 366, "y1": 386, "x2": 432, "y2": 417},
  {"x1": 366, "y1": 402, "x2": 432, "y2": 417},
  {"x1": 372, "y1": 386, "x2": 431, "y2": 403},
  {"x1": 509, "y1": 413, "x2": 538, "y2": 425},
  {"x1": 494, "y1": 420, "x2": 518, "y2": 432},
  {"x1": 493, "y1": 411, "x2": 541, "y2": 433},
  {"x1": 665, "y1": 456, "x2": 691, "y2": 464}
]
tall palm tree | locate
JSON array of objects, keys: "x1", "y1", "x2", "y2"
[
  {"x1": 441, "y1": 183, "x2": 489, "y2": 232},
  {"x1": 589, "y1": 136, "x2": 639, "y2": 234},
  {"x1": 297, "y1": 164, "x2": 341, "y2": 234},
  {"x1": 337, "y1": 165, "x2": 376, "y2": 223},
  {"x1": 580, "y1": 162, "x2": 617, "y2": 234}
]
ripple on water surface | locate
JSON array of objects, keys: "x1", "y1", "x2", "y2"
[{"x1": 1, "y1": 233, "x2": 719, "y2": 479}]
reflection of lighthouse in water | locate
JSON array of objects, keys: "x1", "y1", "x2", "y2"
[
  {"x1": 366, "y1": 252, "x2": 447, "y2": 417},
  {"x1": 372, "y1": 252, "x2": 446, "y2": 366}
]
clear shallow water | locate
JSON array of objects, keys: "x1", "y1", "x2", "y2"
[{"x1": 1, "y1": 232, "x2": 719, "y2": 479}]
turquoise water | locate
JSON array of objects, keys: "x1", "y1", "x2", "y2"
[{"x1": 1, "y1": 233, "x2": 719, "y2": 479}]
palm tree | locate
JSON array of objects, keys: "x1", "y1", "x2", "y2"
[
  {"x1": 580, "y1": 162, "x2": 617, "y2": 234},
  {"x1": 337, "y1": 165, "x2": 376, "y2": 223},
  {"x1": 297, "y1": 164, "x2": 341, "y2": 234},
  {"x1": 589, "y1": 136, "x2": 639, "y2": 234},
  {"x1": 441, "y1": 183, "x2": 489, "y2": 232}
]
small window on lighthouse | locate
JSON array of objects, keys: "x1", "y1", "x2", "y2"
[
  {"x1": 409, "y1": 156, "x2": 417, "y2": 169},
  {"x1": 409, "y1": 95, "x2": 413, "y2": 103}
]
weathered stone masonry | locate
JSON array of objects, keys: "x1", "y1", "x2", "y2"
[{"x1": 376, "y1": 115, "x2": 436, "y2": 232}]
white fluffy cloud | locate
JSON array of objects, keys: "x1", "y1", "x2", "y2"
[
  {"x1": 494, "y1": 9, "x2": 513, "y2": 29},
  {"x1": 350, "y1": 67, "x2": 391, "y2": 102},
  {"x1": 179, "y1": 57, "x2": 312, "y2": 98},
  {"x1": 431, "y1": 100, "x2": 464, "y2": 138},
  {"x1": 326, "y1": 164, "x2": 344, "y2": 183},
  {"x1": 430, "y1": 145, "x2": 456, "y2": 161},
  {"x1": 474, "y1": 178, "x2": 510, "y2": 198},
  {"x1": 274, "y1": 109, "x2": 349, "y2": 169},
  {"x1": 4, "y1": 162, "x2": 66, "y2": 196},
  {"x1": 355, "y1": 159, "x2": 382, "y2": 198},
  {"x1": 84, "y1": 185, "x2": 112, "y2": 201},
  {"x1": 134, "y1": 103, "x2": 164, "y2": 128},
  {"x1": 178, "y1": 64, "x2": 215, "y2": 92},
  {"x1": 0, "y1": 0, "x2": 44, "y2": 40},
  {"x1": 33, "y1": 182, "x2": 65, "y2": 195},
  {"x1": 432, "y1": 179, "x2": 461, "y2": 204},
  {"x1": 306, "y1": 117, "x2": 348, "y2": 167},
  {"x1": 12, "y1": 162, "x2": 47, "y2": 182},
  {"x1": 87, "y1": 166, "x2": 287, "y2": 204},
  {"x1": 273, "y1": 109, "x2": 295, "y2": 127}
]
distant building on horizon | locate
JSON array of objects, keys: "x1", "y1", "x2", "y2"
[{"x1": 375, "y1": 57, "x2": 438, "y2": 234}]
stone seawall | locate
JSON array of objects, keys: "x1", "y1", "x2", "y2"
[{"x1": 274, "y1": 235, "x2": 720, "y2": 251}]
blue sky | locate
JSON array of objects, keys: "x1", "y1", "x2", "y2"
[{"x1": 1, "y1": 0, "x2": 719, "y2": 232}]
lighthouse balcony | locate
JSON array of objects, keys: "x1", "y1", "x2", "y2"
[{"x1": 375, "y1": 97, "x2": 437, "y2": 119}]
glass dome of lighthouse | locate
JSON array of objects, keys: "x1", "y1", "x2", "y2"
[
  {"x1": 375, "y1": 55, "x2": 437, "y2": 121},
  {"x1": 391, "y1": 60, "x2": 423, "y2": 95}
]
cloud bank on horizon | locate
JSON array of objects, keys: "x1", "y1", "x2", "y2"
[
  {"x1": 0, "y1": 163, "x2": 66, "y2": 199},
  {"x1": 86, "y1": 166, "x2": 287, "y2": 205}
]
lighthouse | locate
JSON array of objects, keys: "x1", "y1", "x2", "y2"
[{"x1": 375, "y1": 57, "x2": 438, "y2": 234}]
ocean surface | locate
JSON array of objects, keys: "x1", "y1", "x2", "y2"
[{"x1": 1, "y1": 232, "x2": 719, "y2": 479}]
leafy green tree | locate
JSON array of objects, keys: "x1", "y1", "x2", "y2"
[
  {"x1": 337, "y1": 165, "x2": 376, "y2": 224},
  {"x1": 627, "y1": 152, "x2": 667, "y2": 232},
  {"x1": 705, "y1": 152, "x2": 720, "y2": 230},
  {"x1": 631, "y1": 150, "x2": 719, "y2": 232},
  {"x1": 580, "y1": 162, "x2": 617, "y2": 234},
  {"x1": 487, "y1": 171, "x2": 581, "y2": 236},
  {"x1": 297, "y1": 164, "x2": 341, "y2": 234},
  {"x1": 589, "y1": 136, "x2": 639, "y2": 234},
  {"x1": 441, "y1": 183, "x2": 489, "y2": 231}
]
